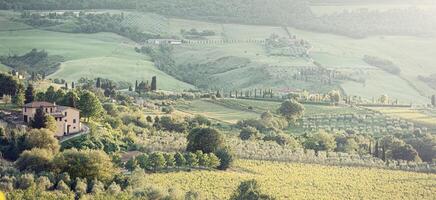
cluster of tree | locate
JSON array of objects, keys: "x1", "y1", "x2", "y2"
[
  {"x1": 0, "y1": 128, "x2": 59, "y2": 160},
  {"x1": 373, "y1": 131, "x2": 436, "y2": 162},
  {"x1": 125, "y1": 151, "x2": 221, "y2": 172},
  {"x1": 181, "y1": 28, "x2": 215, "y2": 39},
  {"x1": 33, "y1": 86, "x2": 103, "y2": 121},
  {"x1": 0, "y1": 73, "x2": 25, "y2": 106},
  {"x1": 133, "y1": 76, "x2": 157, "y2": 94},
  {"x1": 363, "y1": 55, "x2": 401, "y2": 75},
  {"x1": 0, "y1": 49, "x2": 64, "y2": 76},
  {"x1": 19, "y1": 12, "x2": 159, "y2": 43}
]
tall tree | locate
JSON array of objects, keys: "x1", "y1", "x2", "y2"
[
  {"x1": 96, "y1": 77, "x2": 101, "y2": 88},
  {"x1": 13, "y1": 84, "x2": 25, "y2": 106},
  {"x1": 151, "y1": 76, "x2": 157, "y2": 91},
  {"x1": 25, "y1": 84, "x2": 35, "y2": 104},
  {"x1": 78, "y1": 91, "x2": 103, "y2": 122}
]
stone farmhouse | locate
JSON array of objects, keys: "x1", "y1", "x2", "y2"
[{"x1": 22, "y1": 101, "x2": 81, "y2": 137}]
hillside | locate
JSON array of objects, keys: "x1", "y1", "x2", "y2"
[
  {"x1": 0, "y1": 11, "x2": 194, "y2": 91},
  {"x1": 1, "y1": 8, "x2": 435, "y2": 102}
]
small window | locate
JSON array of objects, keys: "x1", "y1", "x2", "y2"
[
  {"x1": 50, "y1": 108, "x2": 53, "y2": 112},
  {"x1": 73, "y1": 119, "x2": 76, "y2": 123},
  {"x1": 24, "y1": 108, "x2": 27, "y2": 112},
  {"x1": 45, "y1": 108, "x2": 48, "y2": 112},
  {"x1": 65, "y1": 112, "x2": 67, "y2": 116}
]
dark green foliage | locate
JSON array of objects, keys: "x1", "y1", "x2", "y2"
[
  {"x1": 174, "y1": 152, "x2": 186, "y2": 167},
  {"x1": 230, "y1": 180, "x2": 275, "y2": 200},
  {"x1": 239, "y1": 127, "x2": 259, "y2": 141},
  {"x1": 0, "y1": 73, "x2": 19, "y2": 97},
  {"x1": 24, "y1": 84, "x2": 34, "y2": 104},
  {"x1": 0, "y1": 129, "x2": 26, "y2": 160},
  {"x1": 151, "y1": 76, "x2": 157, "y2": 91},
  {"x1": 30, "y1": 107, "x2": 47, "y2": 129},
  {"x1": 0, "y1": 49, "x2": 64, "y2": 75},
  {"x1": 391, "y1": 144, "x2": 420, "y2": 162},
  {"x1": 277, "y1": 100, "x2": 304, "y2": 122},
  {"x1": 187, "y1": 127, "x2": 224, "y2": 153},
  {"x1": 154, "y1": 116, "x2": 187, "y2": 133},
  {"x1": 125, "y1": 158, "x2": 138, "y2": 171},
  {"x1": 215, "y1": 148, "x2": 234, "y2": 170},
  {"x1": 185, "y1": 152, "x2": 199, "y2": 167}
]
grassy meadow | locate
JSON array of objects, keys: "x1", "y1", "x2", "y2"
[
  {"x1": 143, "y1": 159, "x2": 436, "y2": 200},
  {"x1": 1, "y1": 9, "x2": 435, "y2": 101},
  {"x1": 176, "y1": 98, "x2": 366, "y2": 124},
  {"x1": 0, "y1": 12, "x2": 193, "y2": 91}
]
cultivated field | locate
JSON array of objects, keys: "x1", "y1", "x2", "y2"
[
  {"x1": 175, "y1": 100, "x2": 258, "y2": 124},
  {"x1": 373, "y1": 107, "x2": 436, "y2": 129},
  {"x1": 143, "y1": 159, "x2": 436, "y2": 200},
  {"x1": 0, "y1": 12, "x2": 193, "y2": 91}
]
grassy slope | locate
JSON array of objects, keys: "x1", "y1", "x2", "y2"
[
  {"x1": 175, "y1": 99, "x2": 259, "y2": 124},
  {"x1": 144, "y1": 159, "x2": 436, "y2": 199},
  {"x1": 176, "y1": 98, "x2": 365, "y2": 124},
  {"x1": 286, "y1": 26, "x2": 436, "y2": 104},
  {"x1": 0, "y1": 13, "x2": 193, "y2": 91},
  {"x1": 167, "y1": 15, "x2": 435, "y2": 103}
]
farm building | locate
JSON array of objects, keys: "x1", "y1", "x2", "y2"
[
  {"x1": 22, "y1": 101, "x2": 81, "y2": 137},
  {"x1": 147, "y1": 39, "x2": 182, "y2": 45}
]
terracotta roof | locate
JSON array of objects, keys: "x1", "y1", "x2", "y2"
[{"x1": 24, "y1": 101, "x2": 55, "y2": 108}]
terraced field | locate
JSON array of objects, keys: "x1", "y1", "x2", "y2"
[{"x1": 143, "y1": 159, "x2": 436, "y2": 200}]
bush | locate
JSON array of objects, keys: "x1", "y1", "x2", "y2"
[
  {"x1": 230, "y1": 179, "x2": 275, "y2": 200},
  {"x1": 239, "y1": 127, "x2": 259, "y2": 140},
  {"x1": 187, "y1": 127, "x2": 224, "y2": 153},
  {"x1": 215, "y1": 148, "x2": 234, "y2": 170},
  {"x1": 15, "y1": 148, "x2": 54, "y2": 173}
]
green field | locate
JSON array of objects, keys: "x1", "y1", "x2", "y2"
[
  {"x1": 176, "y1": 98, "x2": 366, "y2": 124},
  {"x1": 1, "y1": 9, "x2": 436, "y2": 102},
  {"x1": 0, "y1": 12, "x2": 193, "y2": 91},
  {"x1": 168, "y1": 15, "x2": 435, "y2": 103},
  {"x1": 176, "y1": 100, "x2": 259, "y2": 123},
  {"x1": 143, "y1": 159, "x2": 436, "y2": 200}
]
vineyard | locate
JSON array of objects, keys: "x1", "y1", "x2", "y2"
[
  {"x1": 122, "y1": 12, "x2": 170, "y2": 35},
  {"x1": 143, "y1": 159, "x2": 436, "y2": 199}
]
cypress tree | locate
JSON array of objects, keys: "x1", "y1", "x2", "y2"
[
  {"x1": 96, "y1": 78, "x2": 101, "y2": 88},
  {"x1": 24, "y1": 84, "x2": 34, "y2": 104},
  {"x1": 71, "y1": 82, "x2": 75, "y2": 89},
  {"x1": 151, "y1": 76, "x2": 157, "y2": 91}
]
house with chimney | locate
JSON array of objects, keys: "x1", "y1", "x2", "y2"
[{"x1": 22, "y1": 101, "x2": 81, "y2": 137}]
